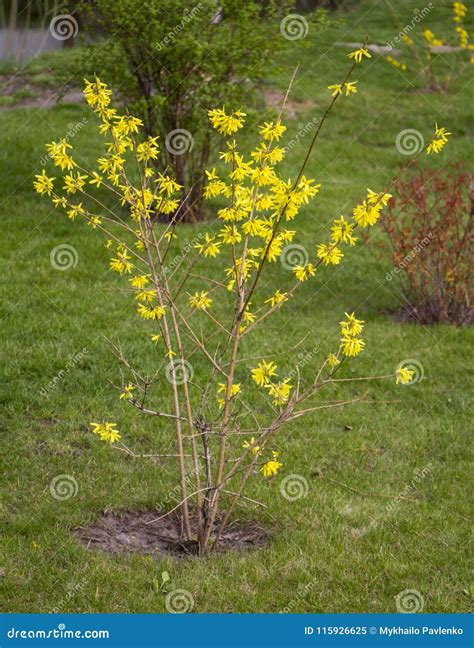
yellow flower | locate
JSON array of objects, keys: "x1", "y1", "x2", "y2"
[
  {"x1": 83, "y1": 77, "x2": 112, "y2": 112},
  {"x1": 208, "y1": 107, "x2": 246, "y2": 136},
  {"x1": 243, "y1": 437, "x2": 260, "y2": 455},
  {"x1": 347, "y1": 47, "x2": 371, "y2": 63},
  {"x1": 426, "y1": 124, "x2": 451, "y2": 155},
  {"x1": 422, "y1": 29, "x2": 444, "y2": 47},
  {"x1": 218, "y1": 382, "x2": 241, "y2": 398},
  {"x1": 219, "y1": 225, "x2": 242, "y2": 245},
  {"x1": 259, "y1": 120, "x2": 287, "y2": 141},
  {"x1": 195, "y1": 233, "x2": 221, "y2": 258},
  {"x1": 344, "y1": 81, "x2": 358, "y2": 96},
  {"x1": 327, "y1": 353, "x2": 340, "y2": 367},
  {"x1": 46, "y1": 139, "x2": 76, "y2": 170},
  {"x1": 137, "y1": 304, "x2": 166, "y2": 320},
  {"x1": 385, "y1": 55, "x2": 407, "y2": 71},
  {"x1": 119, "y1": 383, "x2": 135, "y2": 400},
  {"x1": 87, "y1": 216, "x2": 102, "y2": 228},
  {"x1": 261, "y1": 456, "x2": 283, "y2": 478},
  {"x1": 317, "y1": 243, "x2": 344, "y2": 265},
  {"x1": 90, "y1": 421, "x2": 121, "y2": 444},
  {"x1": 189, "y1": 291, "x2": 213, "y2": 311},
  {"x1": 340, "y1": 312, "x2": 364, "y2": 336},
  {"x1": 130, "y1": 275, "x2": 149, "y2": 288},
  {"x1": 136, "y1": 289, "x2": 155, "y2": 303},
  {"x1": 328, "y1": 83, "x2": 342, "y2": 96},
  {"x1": 331, "y1": 216, "x2": 357, "y2": 246},
  {"x1": 90, "y1": 172, "x2": 103, "y2": 187},
  {"x1": 264, "y1": 290, "x2": 289, "y2": 308},
  {"x1": 340, "y1": 335, "x2": 365, "y2": 357},
  {"x1": 396, "y1": 367, "x2": 415, "y2": 384},
  {"x1": 265, "y1": 379, "x2": 292, "y2": 406},
  {"x1": 110, "y1": 248, "x2": 133, "y2": 274},
  {"x1": 150, "y1": 334, "x2": 161, "y2": 343},
  {"x1": 293, "y1": 263, "x2": 316, "y2": 282},
  {"x1": 33, "y1": 169, "x2": 55, "y2": 196},
  {"x1": 352, "y1": 200, "x2": 382, "y2": 227},
  {"x1": 63, "y1": 173, "x2": 88, "y2": 194},
  {"x1": 251, "y1": 360, "x2": 278, "y2": 386}
]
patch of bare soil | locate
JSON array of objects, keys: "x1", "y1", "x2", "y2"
[
  {"x1": 74, "y1": 509, "x2": 270, "y2": 557},
  {"x1": 0, "y1": 73, "x2": 82, "y2": 110}
]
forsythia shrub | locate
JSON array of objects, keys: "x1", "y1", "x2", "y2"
[
  {"x1": 35, "y1": 48, "x2": 450, "y2": 554},
  {"x1": 385, "y1": 1, "x2": 474, "y2": 91}
]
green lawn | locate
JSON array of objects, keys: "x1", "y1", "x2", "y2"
[{"x1": 1, "y1": 0, "x2": 473, "y2": 613}]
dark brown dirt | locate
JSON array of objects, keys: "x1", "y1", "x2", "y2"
[{"x1": 74, "y1": 509, "x2": 270, "y2": 557}]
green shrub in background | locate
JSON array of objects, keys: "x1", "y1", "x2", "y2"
[{"x1": 71, "y1": 0, "x2": 328, "y2": 221}]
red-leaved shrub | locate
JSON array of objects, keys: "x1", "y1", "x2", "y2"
[{"x1": 381, "y1": 166, "x2": 473, "y2": 325}]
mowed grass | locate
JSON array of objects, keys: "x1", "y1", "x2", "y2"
[{"x1": 1, "y1": 0, "x2": 473, "y2": 613}]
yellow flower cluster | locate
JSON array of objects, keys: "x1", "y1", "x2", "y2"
[
  {"x1": 352, "y1": 189, "x2": 392, "y2": 228},
  {"x1": 90, "y1": 421, "x2": 121, "y2": 443},
  {"x1": 385, "y1": 55, "x2": 407, "y2": 71},
  {"x1": 427, "y1": 124, "x2": 451, "y2": 155},
  {"x1": 347, "y1": 47, "x2": 371, "y2": 64},
  {"x1": 327, "y1": 81, "x2": 358, "y2": 97},
  {"x1": 339, "y1": 312, "x2": 365, "y2": 357},
  {"x1": 396, "y1": 367, "x2": 415, "y2": 385},
  {"x1": 251, "y1": 360, "x2": 292, "y2": 406},
  {"x1": 261, "y1": 451, "x2": 283, "y2": 478},
  {"x1": 423, "y1": 29, "x2": 444, "y2": 47},
  {"x1": 189, "y1": 291, "x2": 212, "y2": 311},
  {"x1": 208, "y1": 108, "x2": 246, "y2": 136}
]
